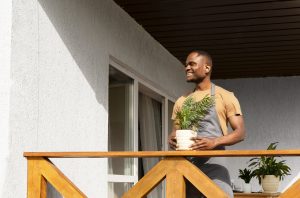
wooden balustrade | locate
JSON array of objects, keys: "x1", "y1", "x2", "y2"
[{"x1": 24, "y1": 150, "x2": 300, "y2": 198}]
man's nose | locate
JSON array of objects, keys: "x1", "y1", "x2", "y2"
[{"x1": 185, "y1": 65, "x2": 191, "y2": 71}]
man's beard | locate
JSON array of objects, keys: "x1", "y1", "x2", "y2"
[{"x1": 186, "y1": 78, "x2": 203, "y2": 83}]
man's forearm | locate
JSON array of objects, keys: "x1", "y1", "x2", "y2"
[{"x1": 214, "y1": 128, "x2": 245, "y2": 147}]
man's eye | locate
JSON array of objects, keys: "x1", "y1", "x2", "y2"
[{"x1": 185, "y1": 62, "x2": 196, "y2": 67}]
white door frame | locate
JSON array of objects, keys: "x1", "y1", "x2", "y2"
[{"x1": 108, "y1": 56, "x2": 176, "y2": 197}]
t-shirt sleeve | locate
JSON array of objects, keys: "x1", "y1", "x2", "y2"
[
  {"x1": 171, "y1": 100, "x2": 180, "y2": 120},
  {"x1": 224, "y1": 93, "x2": 243, "y2": 118}
]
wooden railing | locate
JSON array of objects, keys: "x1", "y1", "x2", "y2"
[{"x1": 24, "y1": 150, "x2": 300, "y2": 198}]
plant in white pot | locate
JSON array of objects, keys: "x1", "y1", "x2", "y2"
[
  {"x1": 238, "y1": 168, "x2": 255, "y2": 193},
  {"x1": 175, "y1": 95, "x2": 214, "y2": 150},
  {"x1": 248, "y1": 142, "x2": 291, "y2": 193}
]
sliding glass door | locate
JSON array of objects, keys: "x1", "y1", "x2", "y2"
[
  {"x1": 138, "y1": 92, "x2": 163, "y2": 198},
  {"x1": 108, "y1": 63, "x2": 174, "y2": 197},
  {"x1": 108, "y1": 66, "x2": 135, "y2": 197}
]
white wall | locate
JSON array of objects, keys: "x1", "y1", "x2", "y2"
[
  {"x1": 216, "y1": 76, "x2": 300, "y2": 192},
  {"x1": 5, "y1": 0, "x2": 299, "y2": 196},
  {"x1": 0, "y1": 0, "x2": 12, "y2": 195},
  {"x1": 3, "y1": 0, "x2": 190, "y2": 197}
]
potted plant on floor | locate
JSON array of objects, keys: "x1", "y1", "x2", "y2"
[
  {"x1": 175, "y1": 95, "x2": 214, "y2": 150},
  {"x1": 248, "y1": 142, "x2": 291, "y2": 193},
  {"x1": 238, "y1": 168, "x2": 255, "y2": 193}
]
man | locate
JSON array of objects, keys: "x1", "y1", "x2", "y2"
[{"x1": 168, "y1": 50, "x2": 245, "y2": 198}]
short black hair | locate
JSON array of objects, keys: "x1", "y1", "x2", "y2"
[{"x1": 190, "y1": 50, "x2": 213, "y2": 67}]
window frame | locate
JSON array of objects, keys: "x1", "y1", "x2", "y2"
[{"x1": 108, "y1": 56, "x2": 176, "y2": 195}]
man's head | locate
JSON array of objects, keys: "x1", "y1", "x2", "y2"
[{"x1": 185, "y1": 50, "x2": 213, "y2": 83}]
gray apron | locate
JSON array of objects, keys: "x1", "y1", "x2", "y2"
[{"x1": 186, "y1": 84, "x2": 233, "y2": 198}]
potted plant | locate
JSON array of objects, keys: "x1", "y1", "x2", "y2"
[
  {"x1": 175, "y1": 95, "x2": 214, "y2": 150},
  {"x1": 248, "y1": 142, "x2": 291, "y2": 193},
  {"x1": 238, "y1": 168, "x2": 255, "y2": 193}
]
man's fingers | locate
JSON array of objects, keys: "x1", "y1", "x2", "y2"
[
  {"x1": 168, "y1": 137, "x2": 178, "y2": 150},
  {"x1": 190, "y1": 145, "x2": 206, "y2": 150},
  {"x1": 190, "y1": 139, "x2": 207, "y2": 150},
  {"x1": 190, "y1": 144, "x2": 208, "y2": 150}
]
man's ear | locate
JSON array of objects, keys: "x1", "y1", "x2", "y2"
[{"x1": 205, "y1": 64, "x2": 211, "y2": 74}]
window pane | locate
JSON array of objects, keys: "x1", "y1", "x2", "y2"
[
  {"x1": 168, "y1": 100, "x2": 175, "y2": 150},
  {"x1": 138, "y1": 93, "x2": 163, "y2": 197},
  {"x1": 108, "y1": 66, "x2": 134, "y2": 175},
  {"x1": 108, "y1": 182, "x2": 133, "y2": 198}
]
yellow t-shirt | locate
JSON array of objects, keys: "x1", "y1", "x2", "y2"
[{"x1": 171, "y1": 85, "x2": 242, "y2": 135}]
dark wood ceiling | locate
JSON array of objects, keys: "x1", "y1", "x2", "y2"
[{"x1": 114, "y1": 0, "x2": 300, "y2": 79}]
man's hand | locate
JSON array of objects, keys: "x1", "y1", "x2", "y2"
[
  {"x1": 189, "y1": 115, "x2": 245, "y2": 150},
  {"x1": 168, "y1": 132, "x2": 177, "y2": 150},
  {"x1": 189, "y1": 137, "x2": 218, "y2": 150}
]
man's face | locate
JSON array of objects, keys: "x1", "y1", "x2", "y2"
[{"x1": 185, "y1": 52, "x2": 208, "y2": 83}]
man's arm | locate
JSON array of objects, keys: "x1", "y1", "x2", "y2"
[{"x1": 190, "y1": 115, "x2": 245, "y2": 150}]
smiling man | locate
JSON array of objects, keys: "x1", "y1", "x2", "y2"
[{"x1": 168, "y1": 50, "x2": 246, "y2": 198}]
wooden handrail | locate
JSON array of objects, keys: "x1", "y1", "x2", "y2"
[
  {"x1": 24, "y1": 150, "x2": 300, "y2": 198},
  {"x1": 24, "y1": 149, "x2": 300, "y2": 158}
]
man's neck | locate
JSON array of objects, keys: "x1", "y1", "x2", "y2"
[{"x1": 195, "y1": 79, "x2": 211, "y2": 91}]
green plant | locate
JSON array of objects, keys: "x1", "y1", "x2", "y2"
[
  {"x1": 248, "y1": 142, "x2": 291, "y2": 184},
  {"x1": 175, "y1": 95, "x2": 214, "y2": 131},
  {"x1": 238, "y1": 168, "x2": 255, "y2": 184}
]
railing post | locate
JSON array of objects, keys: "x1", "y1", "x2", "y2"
[
  {"x1": 26, "y1": 157, "x2": 87, "y2": 198},
  {"x1": 27, "y1": 157, "x2": 47, "y2": 198},
  {"x1": 166, "y1": 169, "x2": 185, "y2": 198}
]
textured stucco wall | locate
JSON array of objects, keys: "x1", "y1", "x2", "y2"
[
  {"x1": 5, "y1": 0, "x2": 300, "y2": 196},
  {"x1": 0, "y1": 0, "x2": 12, "y2": 195},
  {"x1": 215, "y1": 76, "x2": 300, "y2": 192},
  {"x1": 3, "y1": 0, "x2": 190, "y2": 197}
]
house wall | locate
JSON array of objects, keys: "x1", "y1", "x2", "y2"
[
  {"x1": 215, "y1": 76, "x2": 300, "y2": 192},
  {"x1": 2, "y1": 0, "x2": 190, "y2": 197},
  {"x1": 3, "y1": 0, "x2": 300, "y2": 196},
  {"x1": 0, "y1": 0, "x2": 12, "y2": 195}
]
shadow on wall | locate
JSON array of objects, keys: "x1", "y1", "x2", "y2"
[{"x1": 38, "y1": 0, "x2": 108, "y2": 107}]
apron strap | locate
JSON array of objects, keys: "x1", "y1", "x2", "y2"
[{"x1": 211, "y1": 83, "x2": 215, "y2": 96}]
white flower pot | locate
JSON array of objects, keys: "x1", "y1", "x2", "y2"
[
  {"x1": 243, "y1": 183, "x2": 252, "y2": 193},
  {"x1": 261, "y1": 175, "x2": 280, "y2": 193},
  {"x1": 175, "y1": 130, "x2": 197, "y2": 150}
]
